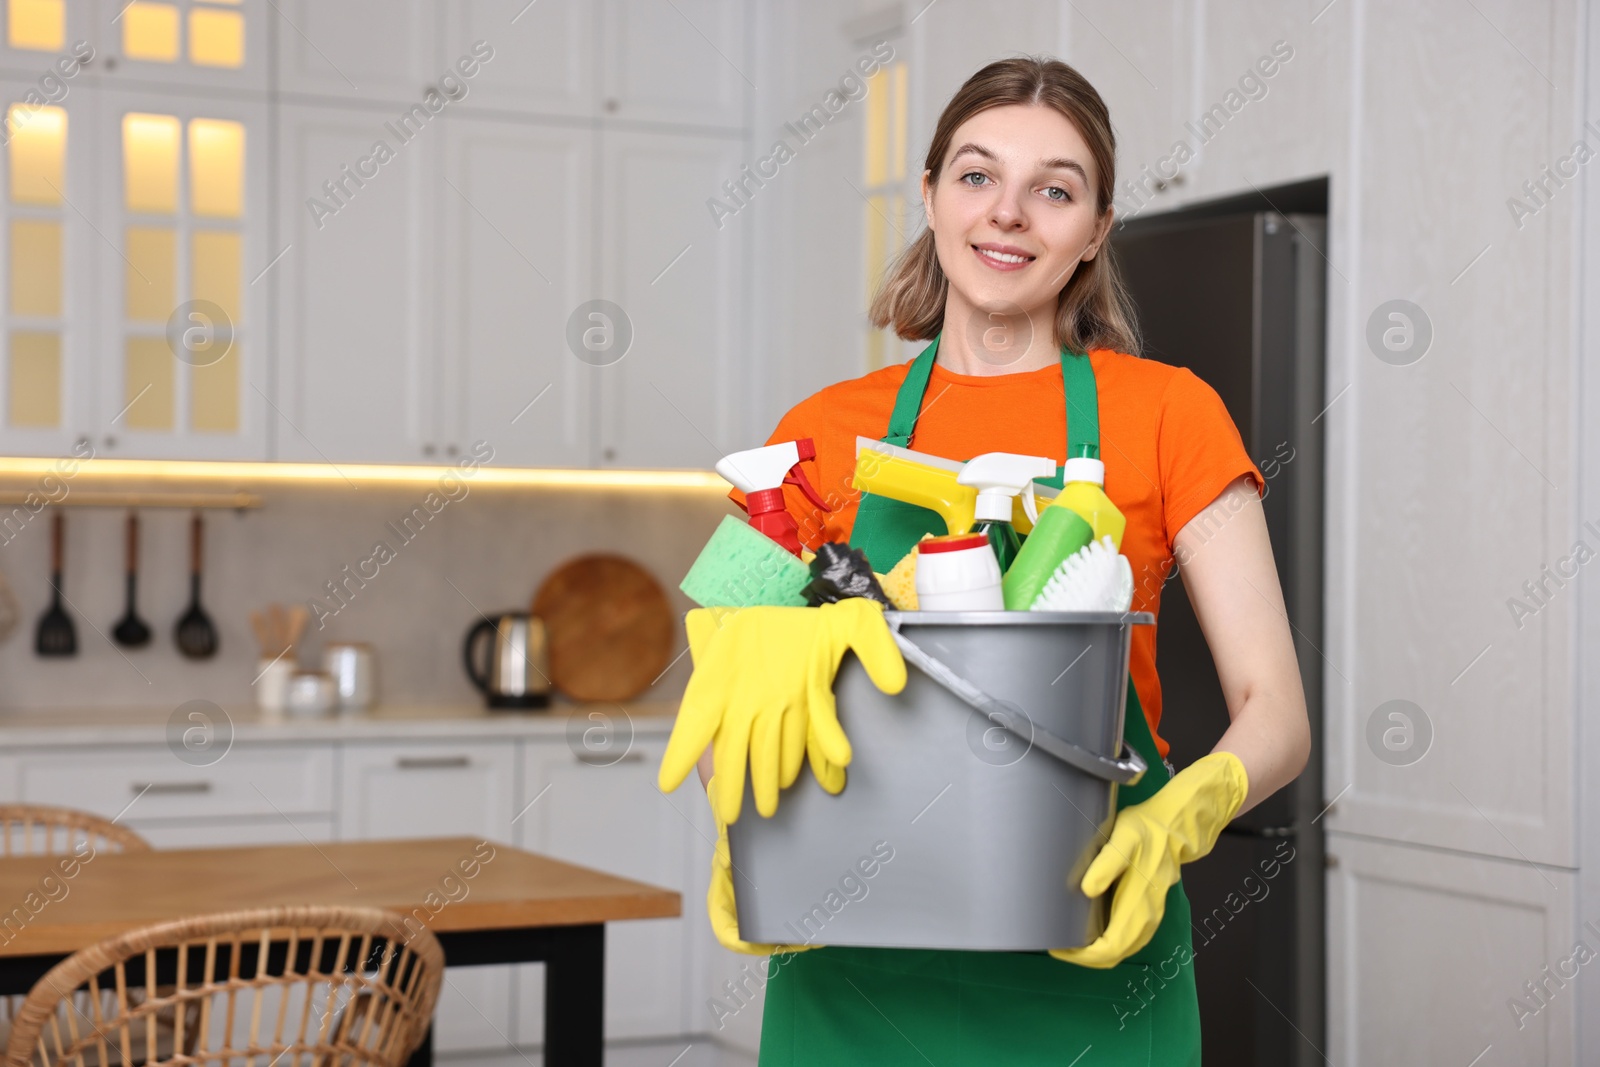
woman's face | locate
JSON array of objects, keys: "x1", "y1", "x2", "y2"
[{"x1": 922, "y1": 103, "x2": 1112, "y2": 345}]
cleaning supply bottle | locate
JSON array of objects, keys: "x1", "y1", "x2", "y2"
[
  {"x1": 851, "y1": 439, "x2": 979, "y2": 536},
  {"x1": 914, "y1": 533, "x2": 1004, "y2": 610},
  {"x1": 957, "y1": 452, "x2": 1058, "y2": 573},
  {"x1": 716, "y1": 439, "x2": 831, "y2": 557},
  {"x1": 1002, "y1": 445, "x2": 1119, "y2": 610},
  {"x1": 1056, "y1": 443, "x2": 1125, "y2": 548}
]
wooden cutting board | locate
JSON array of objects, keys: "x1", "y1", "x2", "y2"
[{"x1": 532, "y1": 554, "x2": 675, "y2": 703}]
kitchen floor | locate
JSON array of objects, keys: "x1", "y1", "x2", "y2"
[{"x1": 441, "y1": 1037, "x2": 757, "y2": 1067}]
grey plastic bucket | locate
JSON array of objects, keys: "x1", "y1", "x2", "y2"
[{"x1": 726, "y1": 609, "x2": 1153, "y2": 952}]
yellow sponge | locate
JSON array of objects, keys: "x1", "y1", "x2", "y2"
[{"x1": 878, "y1": 545, "x2": 920, "y2": 610}]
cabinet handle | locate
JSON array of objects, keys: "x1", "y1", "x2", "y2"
[
  {"x1": 574, "y1": 750, "x2": 645, "y2": 766},
  {"x1": 134, "y1": 781, "x2": 211, "y2": 795},
  {"x1": 446, "y1": 443, "x2": 459, "y2": 456},
  {"x1": 422, "y1": 443, "x2": 436, "y2": 457},
  {"x1": 396, "y1": 756, "x2": 471, "y2": 770}
]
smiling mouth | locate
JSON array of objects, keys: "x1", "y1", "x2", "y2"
[{"x1": 973, "y1": 245, "x2": 1036, "y2": 266}]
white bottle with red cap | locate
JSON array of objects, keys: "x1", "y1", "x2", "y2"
[{"x1": 914, "y1": 532, "x2": 1004, "y2": 611}]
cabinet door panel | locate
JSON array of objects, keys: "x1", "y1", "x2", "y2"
[
  {"x1": 0, "y1": 2, "x2": 94, "y2": 77},
  {"x1": 599, "y1": 0, "x2": 744, "y2": 129},
  {"x1": 95, "y1": 88, "x2": 268, "y2": 459},
  {"x1": 275, "y1": 103, "x2": 432, "y2": 463},
  {"x1": 1326, "y1": 834, "x2": 1575, "y2": 1066},
  {"x1": 517, "y1": 737, "x2": 692, "y2": 1041},
  {"x1": 91, "y1": 0, "x2": 269, "y2": 93},
  {"x1": 442, "y1": 0, "x2": 594, "y2": 118},
  {"x1": 274, "y1": 0, "x2": 433, "y2": 105},
  {"x1": 0, "y1": 75, "x2": 97, "y2": 457},
  {"x1": 438, "y1": 117, "x2": 591, "y2": 467},
  {"x1": 597, "y1": 128, "x2": 743, "y2": 469},
  {"x1": 339, "y1": 741, "x2": 516, "y2": 1055}
]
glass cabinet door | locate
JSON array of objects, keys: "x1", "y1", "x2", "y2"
[
  {"x1": 0, "y1": 76, "x2": 91, "y2": 457},
  {"x1": 92, "y1": 0, "x2": 266, "y2": 92},
  {"x1": 98, "y1": 88, "x2": 265, "y2": 459}
]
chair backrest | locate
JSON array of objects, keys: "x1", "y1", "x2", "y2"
[
  {"x1": 3, "y1": 906, "x2": 445, "y2": 1067},
  {"x1": 0, "y1": 807, "x2": 150, "y2": 857}
]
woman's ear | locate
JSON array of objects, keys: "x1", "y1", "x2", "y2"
[{"x1": 1081, "y1": 208, "x2": 1115, "y2": 262}]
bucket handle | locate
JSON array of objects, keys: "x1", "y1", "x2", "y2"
[{"x1": 887, "y1": 626, "x2": 1147, "y2": 786}]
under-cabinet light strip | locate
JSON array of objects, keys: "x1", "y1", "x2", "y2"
[{"x1": 0, "y1": 457, "x2": 729, "y2": 491}]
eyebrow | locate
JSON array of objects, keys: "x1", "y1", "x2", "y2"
[{"x1": 948, "y1": 142, "x2": 1088, "y2": 183}]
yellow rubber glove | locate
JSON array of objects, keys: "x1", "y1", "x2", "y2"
[
  {"x1": 1050, "y1": 750, "x2": 1249, "y2": 969},
  {"x1": 658, "y1": 600, "x2": 906, "y2": 824},
  {"x1": 706, "y1": 776, "x2": 816, "y2": 955}
]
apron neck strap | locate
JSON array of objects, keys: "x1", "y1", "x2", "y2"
[{"x1": 880, "y1": 331, "x2": 1100, "y2": 456}]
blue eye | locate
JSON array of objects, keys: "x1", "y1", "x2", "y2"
[
  {"x1": 1044, "y1": 186, "x2": 1070, "y2": 202},
  {"x1": 959, "y1": 171, "x2": 989, "y2": 186}
]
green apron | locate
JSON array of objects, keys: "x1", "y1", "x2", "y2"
[{"x1": 756, "y1": 333, "x2": 1202, "y2": 1066}]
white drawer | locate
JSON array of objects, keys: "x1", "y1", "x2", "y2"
[{"x1": 17, "y1": 745, "x2": 335, "y2": 822}]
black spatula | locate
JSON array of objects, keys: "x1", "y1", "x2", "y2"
[
  {"x1": 174, "y1": 513, "x2": 218, "y2": 659},
  {"x1": 112, "y1": 512, "x2": 151, "y2": 648},
  {"x1": 34, "y1": 512, "x2": 76, "y2": 657}
]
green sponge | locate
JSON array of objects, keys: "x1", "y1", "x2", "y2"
[{"x1": 681, "y1": 515, "x2": 811, "y2": 607}]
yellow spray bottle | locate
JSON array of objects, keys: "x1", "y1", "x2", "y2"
[{"x1": 851, "y1": 437, "x2": 978, "y2": 535}]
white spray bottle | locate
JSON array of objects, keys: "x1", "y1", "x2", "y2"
[{"x1": 957, "y1": 452, "x2": 1058, "y2": 573}]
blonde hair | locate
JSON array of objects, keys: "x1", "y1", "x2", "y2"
[{"x1": 868, "y1": 55, "x2": 1142, "y2": 356}]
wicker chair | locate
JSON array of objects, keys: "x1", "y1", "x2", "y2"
[
  {"x1": 0, "y1": 806, "x2": 151, "y2": 858},
  {"x1": 0, "y1": 807, "x2": 160, "y2": 1058},
  {"x1": 3, "y1": 907, "x2": 445, "y2": 1067}
]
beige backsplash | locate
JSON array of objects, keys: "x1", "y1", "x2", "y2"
[{"x1": 0, "y1": 482, "x2": 739, "y2": 711}]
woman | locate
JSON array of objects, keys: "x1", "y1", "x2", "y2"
[{"x1": 701, "y1": 55, "x2": 1309, "y2": 1064}]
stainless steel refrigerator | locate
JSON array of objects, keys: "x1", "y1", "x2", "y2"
[{"x1": 1113, "y1": 208, "x2": 1327, "y2": 1067}]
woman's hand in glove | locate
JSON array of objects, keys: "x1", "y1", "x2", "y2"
[
  {"x1": 706, "y1": 777, "x2": 816, "y2": 956},
  {"x1": 1050, "y1": 751, "x2": 1249, "y2": 969},
  {"x1": 657, "y1": 600, "x2": 906, "y2": 825}
]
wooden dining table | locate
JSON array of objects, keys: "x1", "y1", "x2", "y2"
[{"x1": 0, "y1": 836, "x2": 681, "y2": 1067}]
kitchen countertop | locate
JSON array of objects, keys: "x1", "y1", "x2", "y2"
[{"x1": 0, "y1": 699, "x2": 681, "y2": 747}]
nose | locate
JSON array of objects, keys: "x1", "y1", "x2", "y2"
[{"x1": 989, "y1": 181, "x2": 1028, "y2": 230}]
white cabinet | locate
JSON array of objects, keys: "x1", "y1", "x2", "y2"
[
  {"x1": 596, "y1": 127, "x2": 745, "y2": 469},
  {"x1": 1062, "y1": 0, "x2": 1193, "y2": 219},
  {"x1": 0, "y1": 72, "x2": 100, "y2": 457},
  {"x1": 436, "y1": 116, "x2": 593, "y2": 467},
  {"x1": 443, "y1": 0, "x2": 596, "y2": 119},
  {"x1": 93, "y1": 86, "x2": 269, "y2": 460},
  {"x1": 338, "y1": 740, "x2": 518, "y2": 1054},
  {"x1": 515, "y1": 734, "x2": 697, "y2": 1042},
  {"x1": 1326, "y1": 834, "x2": 1576, "y2": 1066},
  {"x1": 273, "y1": 0, "x2": 434, "y2": 105},
  {"x1": 274, "y1": 102, "x2": 434, "y2": 463},
  {"x1": 598, "y1": 0, "x2": 745, "y2": 130},
  {"x1": 90, "y1": 0, "x2": 269, "y2": 94}
]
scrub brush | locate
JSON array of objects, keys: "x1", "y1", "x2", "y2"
[{"x1": 1029, "y1": 536, "x2": 1134, "y2": 612}]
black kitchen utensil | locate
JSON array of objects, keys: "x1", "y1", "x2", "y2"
[
  {"x1": 34, "y1": 511, "x2": 76, "y2": 657},
  {"x1": 173, "y1": 513, "x2": 218, "y2": 659},
  {"x1": 112, "y1": 512, "x2": 151, "y2": 648}
]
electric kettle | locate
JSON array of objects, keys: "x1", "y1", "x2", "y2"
[{"x1": 463, "y1": 612, "x2": 551, "y2": 708}]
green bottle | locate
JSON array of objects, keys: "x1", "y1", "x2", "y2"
[
  {"x1": 1002, "y1": 482, "x2": 1096, "y2": 609},
  {"x1": 979, "y1": 519, "x2": 1023, "y2": 573}
]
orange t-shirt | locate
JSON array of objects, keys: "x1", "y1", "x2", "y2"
[{"x1": 730, "y1": 347, "x2": 1264, "y2": 759}]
